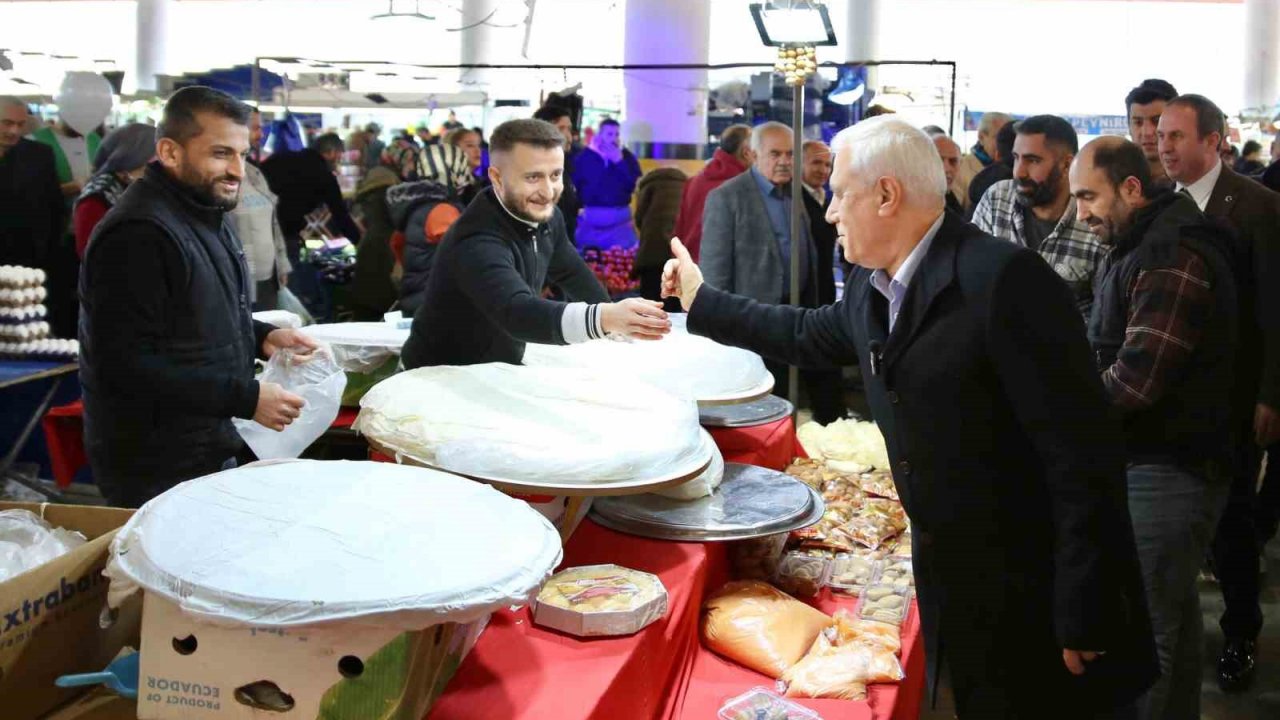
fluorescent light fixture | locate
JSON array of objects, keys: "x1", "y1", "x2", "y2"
[{"x1": 750, "y1": 2, "x2": 836, "y2": 47}]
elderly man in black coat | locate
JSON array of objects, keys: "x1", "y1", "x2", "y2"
[{"x1": 662, "y1": 116, "x2": 1158, "y2": 719}]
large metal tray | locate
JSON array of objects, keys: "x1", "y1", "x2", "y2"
[
  {"x1": 589, "y1": 463, "x2": 824, "y2": 541},
  {"x1": 699, "y1": 394, "x2": 794, "y2": 428}
]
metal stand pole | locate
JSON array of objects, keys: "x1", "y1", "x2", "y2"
[{"x1": 788, "y1": 81, "x2": 804, "y2": 412}]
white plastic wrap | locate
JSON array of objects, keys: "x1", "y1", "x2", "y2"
[
  {"x1": 233, "y1": 349, "x2": 346, "y2": 459},
  {"x1": 251, "y1": 309, "x2": 302, "y2": 329},
  {"x1": 355, "y1": 364, "x2": 707, "y2": 486},
  {"x1": 0, "y1": 509, "x2": 87, "y2": 582},
  {"x1": 521, "y1": 314, "x2": 771, "y2": 403},
  {"x1": 652, "y1": 430, "x2": 724, "y2": 500},
  {"x1": 304, "y1": 322, "x2": 411, "y2": 372},
  {"x1": 105, "y1": 460, "x2": 563, "y2": 629}
]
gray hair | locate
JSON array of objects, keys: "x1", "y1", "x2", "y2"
[
  {"x1": 831, "y1": 115, "x2": 947, "y2": 207},
  {"x1": 978, "y1": 112, "x2": 1013, "y2": 136},
  {"x1": 94, "y1": 123, "x2": 156, "y2": 174},
  {"x1": 751, "y1": 121, "x2": 793, "y2": 153},
  {"x1": 0, "y1": 96, "x2": 28, "y2": 113}
]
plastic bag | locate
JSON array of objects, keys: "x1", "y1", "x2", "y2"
[
  {"x1": 276, "y1": 286, "x2": 315, "y2": 326},
  {"x1": 701, "y1": 580, "x2": 832, "y2": 679},
  {"x1": 234, "y1": 349, "x2": 346, "y2": 460},
  {"x1": 0, "y1": 509, "x2": 87, "y2": 582},
  {"x1": 652, "y1": 430, "x2": 723, "y2": 500},
  {"x1": 781, "y1": 610, "x2": 904, "y2": 700}
]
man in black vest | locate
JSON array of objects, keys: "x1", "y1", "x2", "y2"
[
  {"x1": 401, "y1": 119, "x2": 670, "y2": 370},
  {"x1": 80, "y1": 86, "x2": 316, "y2": 507},
  {"x1": 1071, "y1": 136, "x2": 1238, "y2": 720},
  {"x1": 662, "y1": 116, "x2": 1157, "y2": 719}
]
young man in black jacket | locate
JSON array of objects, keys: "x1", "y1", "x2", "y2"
[
  {"x1": 1072, "y1": 137, "x2": 1238, "y2": 720},
  {"x1": 401, "y1": 119, "x2": 670, "y2": 369},
  {"x1": 661, "y1": 116, "x2": 1157, "y2": 719},
  {"x1": 80, "y1": 86, "x2": 316, "y2": 507}
]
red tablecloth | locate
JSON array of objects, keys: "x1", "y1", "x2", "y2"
[
  {"x1": 430, "y1": 519, "x2": 924, "y2": 720},
  {"x1": 39, "y1": 401, "x2": 361, "y2": 487},
  {"x1": 707, "y1": 416, "x2": 797, "y2": 471}
]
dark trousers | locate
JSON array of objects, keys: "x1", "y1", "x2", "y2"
[
  {"x1": 763, "y1": 359, "x2": 848, "y2": 424},
  {"x1": 1212, "y1": 435, "x2": 1264, "y2": 640}
]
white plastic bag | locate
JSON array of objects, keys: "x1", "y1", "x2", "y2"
[
  {"x1": 234, "y1": 349, "x2": 346, "y2": 460},
  {"x1": 0, "y1": 509, "x2": 87, "y2": 582}
]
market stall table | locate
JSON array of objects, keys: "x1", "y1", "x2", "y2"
[
  {"x1": 1, "y1": 359, "x2": 76, "y2": 500},
  {"x1": 430, "y1": 518, "x2": 924, "y2": 720}
]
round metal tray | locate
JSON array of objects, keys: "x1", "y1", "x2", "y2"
[
  {"x1": 589, "y1": 463, "x2": 825, "y2": 541},
  {"x1": 699, "y1": 394, "x2": 794, "y2": 428},
  {"x1": 365, "y1": 436, "x2": 714, "y2": 498}
]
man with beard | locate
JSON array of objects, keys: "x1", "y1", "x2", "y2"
[
  {"x1": 973, "y1": 115, "x2": 1106, "y2": 320},
  {"x1": 1125, "y1": 79, "x2": 1178, "y2": 190},
  {"x1": 79, "y1": 86, "x2": 317, "y2": 507},
  {"x1": 1071, "y1": 137, "x2": 1237, "y2": 720},
  {"x1": 401, "y1": 118, "x2": 671, "y2": 369}
]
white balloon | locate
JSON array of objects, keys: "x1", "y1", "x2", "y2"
[{"x1": 56, "y1": 72, "x2": 113, "y2": 137}]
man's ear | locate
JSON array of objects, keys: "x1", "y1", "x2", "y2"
[
  {"x1": 876, "y1": 176, "x2": 904, "y2": 217},
  {"x1": 156, "y1": 137, "x2": 182, "y2": 171}
]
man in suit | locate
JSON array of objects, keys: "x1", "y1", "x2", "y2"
[
  {"x1": 663, "y1": 116, "x2": 1157, "y2": 719},
  {"x1": 700, "y1": 121, "x2": 822, "y2": 409},
  {"x1": 1158, "y1": 93, "x2": 1280, "y2": 692},
  {"x1": 800, "y1": 139, "x2": 847, "y2": 424},
  {"x1": 0, "y1": 97, "x2": 64, "y2": 271}
]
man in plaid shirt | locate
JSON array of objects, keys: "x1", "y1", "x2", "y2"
[
  {"x1": 973, "y1": 115, "x2": 1107, "y2": 321},
  {"x1": 1071, "y1": 136, "x2": 1238, "y2": 720}
]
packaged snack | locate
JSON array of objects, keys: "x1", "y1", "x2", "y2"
[
  {"x1": 820, "y1": 476, "x2": 865, "y2": 506},
  {"x1": 729, "y1": 533, "x2": 788, "y2": 581},
  {"x1": 783, "y1": 458, "x2": 828, "y2": 491},
  {"x1": 792, "y1": 500, "x2": 859, "y2": 551},
  {"x1": 857, "y1": 585, "x2": 912, "y2": 626},
  {"x1": 773, "y1": 550, "x2": 833, "y2": 598},
  {"x1": 859, "y1": 471, "x2": 899, "y2": 500},
  {"x1": 702, "y1": 581, "x2": 833, "y2": 678},
  {"x1": 842, "y1": 514, "x2": 902, "y2": 550},
  {"x1": 876, "y1": 557, "x2": 914, "y2": 587},
  {"x1": 831, "y1": 612, "x2": 902, "y2": 655},
  {"x1": 717, "y1": 687, "x2": 822, "y2": 720},
  {"x1": 533, "y1": 564, "x2": 668, "y2": 637},
  {"x1": 829, "y1": 553, "x2": 878, "y2": 593},
  {"x1": 781, "y1": 611, "x2": 904, "y2": 700}
]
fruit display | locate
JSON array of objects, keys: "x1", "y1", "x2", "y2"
[{"x1": 581, "y1": 245, "x2": 640, "y2": 296}]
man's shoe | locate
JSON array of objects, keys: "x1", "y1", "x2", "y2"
[{"x1": 1217, "y1": 637, "x2": 1257, "y2": 692}]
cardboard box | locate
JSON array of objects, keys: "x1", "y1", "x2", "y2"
[
  {"x1": 135, "y1": 594, "x2": 487, "y2": 719},
  {"x1": 0, "y1": 502, "x2": 140, "y2": 720}
]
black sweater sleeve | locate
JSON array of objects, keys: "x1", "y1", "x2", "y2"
[
  {"x1": 85, "y1": 221, "x2": 260, "y2": 419},
  {"x1": 686, "y1": 285, "x2": 858, "y2": 370}
]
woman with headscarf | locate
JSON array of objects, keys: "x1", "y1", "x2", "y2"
[{"x1": 73, "y1": 123, "x2": 155, "y2": 258}]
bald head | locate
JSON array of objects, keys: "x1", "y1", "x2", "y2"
[
  {"x1": 929, "y1": 133, "x2": 961, "y2": 187},
  {"x1": 802, "y1": 140, "x2": 832, "y2": 190},
  {"x1": 1070, "y1": 136, "x2": 1151, "y2": 244}
]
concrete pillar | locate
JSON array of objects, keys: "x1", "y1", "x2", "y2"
[
  {"x1": 458, "y1": 0, "x2": 524, "y2": 101},
  {"x1": 133, "y1": 0, "x2": 171, "y2": 93},
  {"x1": 844, "y1": 0, "x2": 881, "y2": 91},
  {"x1": 1244, "y1": 0, "x2": 1280, "y2": 118},
  {"x1": 622, "y1": 0, "x2": 710, "y2": 158}
]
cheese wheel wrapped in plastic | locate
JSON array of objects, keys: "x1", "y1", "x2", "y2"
[{"x1": 701, "y1": 580, "x2": 832, "y2": 678}]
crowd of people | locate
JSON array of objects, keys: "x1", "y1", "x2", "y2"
[{"x1": 1, "y1": 72, "x2": 1279, "y2": 720}]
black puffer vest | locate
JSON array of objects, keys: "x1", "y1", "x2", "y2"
[
  {"x1": 80, "y1": 163, "x2": 259, "y2": 503},
  {"x1": 1089, "y1": 191, "x2": 1239, "y2": 469}
]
